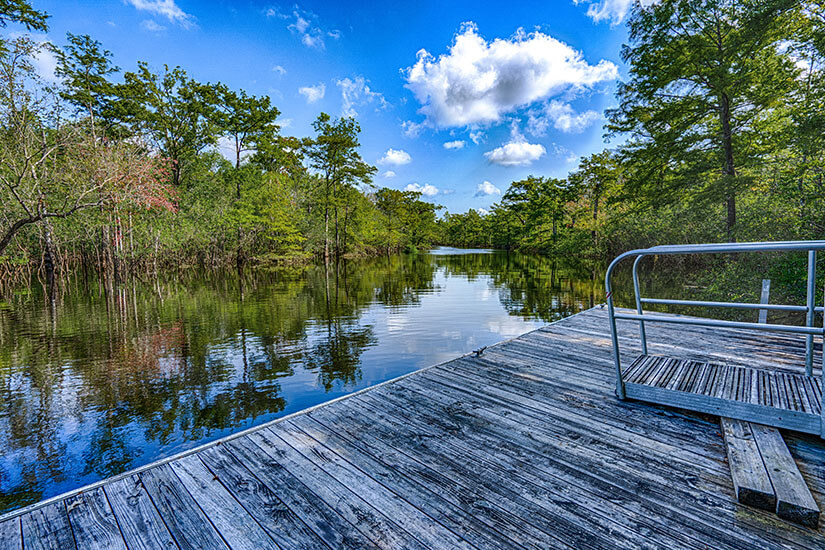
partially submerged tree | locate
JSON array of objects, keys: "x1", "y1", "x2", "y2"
[{"x1": 306, "y1": 113, "x2": 376, "y2": 261}]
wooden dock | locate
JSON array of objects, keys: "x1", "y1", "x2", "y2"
[{"x1": 1, "y1": 307, "x2": 824, "y2": 549}]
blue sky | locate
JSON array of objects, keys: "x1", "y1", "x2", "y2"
[{"x1": 17, "y1": 0, "x2": 637, "y2": 213}]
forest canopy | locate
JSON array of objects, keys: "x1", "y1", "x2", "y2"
[{"x1": 1, "y1": 0, "x2": 824, "y2": 287}]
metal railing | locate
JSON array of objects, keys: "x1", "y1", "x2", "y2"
[{"x1": 605, "y1": 240, "x2": 825, "y2": 399}]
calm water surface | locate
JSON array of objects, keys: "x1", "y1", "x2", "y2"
[{"x1": 0, "y1": 248, "x2": 605, "y2": 514}]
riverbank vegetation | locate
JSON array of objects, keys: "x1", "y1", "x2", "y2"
[
  {"x1": 439, "y1": 1, "x2": 825, "y2": 304},
  {"x1": 2, "y1": 0, "x2": 825, "y2": 304},
  {"x1": 442, "y1": 1, "x2": 823, "y2": 256},
  {"x1": 0, "y1": 2, "x2": 441, "y2": 290}
]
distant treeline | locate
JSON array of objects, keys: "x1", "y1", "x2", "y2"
[
  {"x1": 0, "y1": 2, "x2": 441, "y2": 289},
  {"x1": 439, "y1": 1, "x2": 825, "y2": 263}
]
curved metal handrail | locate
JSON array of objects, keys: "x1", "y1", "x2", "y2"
[{"x1": 605, "y1": 241, "x2": 825, "y2": 400}]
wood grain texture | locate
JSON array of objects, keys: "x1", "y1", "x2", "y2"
[
  {"x1": 168, "y1": 454, "x2": 279, "y2": 550},
  {"x1": 0, "y1": 517, "x2": 21, "y2": 550},
  {"x1": 103, "y1": 475, "x2": 178, "y2": 550},
  {"x1": 20, "y1": 502, "x2": 75, "y2": 550},
  {"x1": 751, "y1": 423, "x2": 821, "y2": 528},
  {"x1": 139, "y1": 464, "x2": 228, "y2": 550},
  {"x1": 6, "y1": 307, "x2": 825, "y2": 548},
  {"x1": 65, "y1": 488, "x2": 127, "y2": 550},
  {"x1": 721, "y1": 418, "x2": 775, "y2": 511}
]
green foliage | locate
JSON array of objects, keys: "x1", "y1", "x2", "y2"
[{"x1": 0, "y1": 0, "x2": 48, "y2": 32}]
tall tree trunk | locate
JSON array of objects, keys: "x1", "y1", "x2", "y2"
[{"x1": 719, "y1": 92, "x2": 737, "y2": 241}]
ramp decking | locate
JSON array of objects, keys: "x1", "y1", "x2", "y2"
[
  {"x1": 623, "y1": 355, "x2": 823, "y2": 433},
  {"x1": 1, "y1": 307, "x2": 824, "y2": 549}
]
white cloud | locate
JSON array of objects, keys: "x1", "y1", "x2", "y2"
[
  {"x1": 378, "y1": 149, "x2": 412, "y2": 166},
  {"x1": 272, "y1": 65, "x2": 286, "y2": 76},
  {"x1": 527, "y1": 100, "x2": 601, "y2": 135},
  {"x1": 405, "y1": 183, "x2": 439, "y2": 196},
  {"x1": 126, "y1": 0, "x2": 194, "y2": 28},
  {"x1": 298, "y1": 83, "x2": 325, "y2": 103},
  {"x1": 140, "y1": 19, "x2": 166, "y2": 32},
  {"x1": 401, "y1": 120, "x2": 425, "y2": 138},
  {"x1": 9, "y1": 34, "x2": 59, "y2": 82},
  {"x1": 469, "y1": 130, "x2": 485, "y2": 144},
  {"x1": 475, "y1": 181, "x2": 501, "y2": 197},
  {"x1": 443, "y1": 140, "x2": 465, "y2": 150},
  {"x1": 403, "y1": 22, "x2": 617, "y2": 129},
  {"x1": 269, "y1": 5, "x2": 338, "y2": 50},
  {"x1": 476, "y1": 208, "x2": 489, "y2": 215},
  {"x1": 381, "y1": 170, "x2": 396, "y2": 178},
  {"x1": 484, "y1": 139, "x2": 546, "y2": 166},
  {"x1": 336, "y1": 76, "x2": 387, "y2": 118},
  {"x1": 575, "y1": 0, "x2": 659, "y2": 26}
]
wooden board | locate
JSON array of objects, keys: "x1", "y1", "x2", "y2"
[
  {"x1": 139, "y1": 464, "x2": 228, "y2": 550},
  {"x1": 19, "y1": 502, "x2": 75, "y2": 550},
  {"x1": 0, "y1": 517, "x2": 21, "y2": 550},
  {"x1": 4, "y1": 308, "x2": 825, "y2": 549},
  {"x1": 751, "y1": 423, "x2": 821, "y2": 528},
  {"x1": 720, "y1": 418, "x2": 776, "y2": 510},
  {"x1": 65, "y1": 488, "x2": 127, "y2": 549},
  {"x1": 103, "y1": 475, "x2": 177, "y2": 550}
]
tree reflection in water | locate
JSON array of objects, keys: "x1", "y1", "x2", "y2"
[{"x1": 0, "y1": 249, "x2": 608, "y2": 514}]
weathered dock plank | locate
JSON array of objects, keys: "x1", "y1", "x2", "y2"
[
  {"x1": 196, "y1": 445, "x2": 329, "y2": 550},
  {"x1": 3, "y1": 307, "x2": 824, "y2": 549},
  {"x1": 0, "y1": 517, "x2": 21, "y2": 550},
  {"x1": 751, "y1": 424, "x2": 820, "y2": 528},
  {"x1": 103, "y1": 475, "x2": 178, "y2": 550},
  {"x1": 168, "y1": 455, "x2": 279, "y2": 549},
  {"x1": 65, "y1": 488, "x2": 127, "y2": 550},
  {"x1": 721, "y1": 418, "x2": 775, "y2": 510},
  {"x1": 139, "y1": 464, "x2": 228, "y2": 550},
  {"x1": 20, "y1": 502, "x2": 74, "y2": 550}
]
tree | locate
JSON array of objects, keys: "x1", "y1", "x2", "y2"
[
  {"x1": 502, "y1": 176, "x2": 575, "y2": 250},
  {"x1": 206, "y1": 84, "x2": 280, "y2": 170},
  {"x1": 116, "y1": 63, "x2": 217, "y2": 186},
  {"x1": 55, "y1": 33, "x2": 119, "y2": 135},
  {"x1": 203, "y1": 83, "x2": 280, "y2": 268},
  {"x1": 306, "y1": 113, "x2": 376, "y2": 261},
  {"x1": 608, "y1": 0, "x2": 799, "y2": 241},
  {"x1": 0, "y1": 0, "x2": 48, "y2": 32},
  {"x1": 568, "y1": 150, "x2": 622, "y2": 247},
  {"x1": 0, "y1": 37, "x2": 173, "y2": 275}
]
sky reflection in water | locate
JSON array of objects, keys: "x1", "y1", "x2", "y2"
[{"x1": 0, "y1": 248, "x2": 603, "y2": 514}]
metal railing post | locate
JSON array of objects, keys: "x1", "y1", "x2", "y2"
[
  {"x1": 632, "y1": 255, "x2": 647, "y2": 355},
  {"x1": 605, "y1": 257, "x2": 626, "y2": 399},
  {"x1": 806, "y1": 250, "x2": 816, "y2": 377}
]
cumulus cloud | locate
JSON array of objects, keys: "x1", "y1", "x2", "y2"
[
  {"x1": 575, "y1": 0, "x2": 659, "y2": 26},
  {"x1": 298, "y1": 83, "x2": 325, "y2": 103},
  {"x1": 527, "y1": 100, "x2": 601, "y2": 135},
  {"x1": 267, "y1": 5, "x2": 338, "y2": 50},
  {"x1": 469, "y1": 130, "x2": 485, "y2": 144},
  {"x1": 405, "y1": 183, "x2": 439, "y2": 196},
  {"x1": 272, "y1": 65, "x2": 287, "y2": 76},
  {"x1": 443, "y1": 140, "x2": 465, "y2": 150},
  {"x1": 477, "y1": 208, "x2": 489, "y2": 215},
  {"x1": 474, "y1": 181, "x2": 501, "y2": 197},
  {"x1": 378, "y1": 149, "x2": 412, "y2": 166},
  {"x1": 126, "y1": 0, "x2": 194, "y2": 28},
  {"x1": 337, "y1": 76, "x2": 388, "y2": 118},
  {"x1": 381, "y1": 170, "x2": 396, "y2": 178},
  {"x1": 403, "y1": 22, "x2": 617, "y2": 129},
  {"x1": 484, "y1": 139, "x2": 546, "y2": 167}
]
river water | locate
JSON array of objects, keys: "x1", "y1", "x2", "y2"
[{"x1": 0, "y1": 247, "x2": 608, "y2": 513}]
